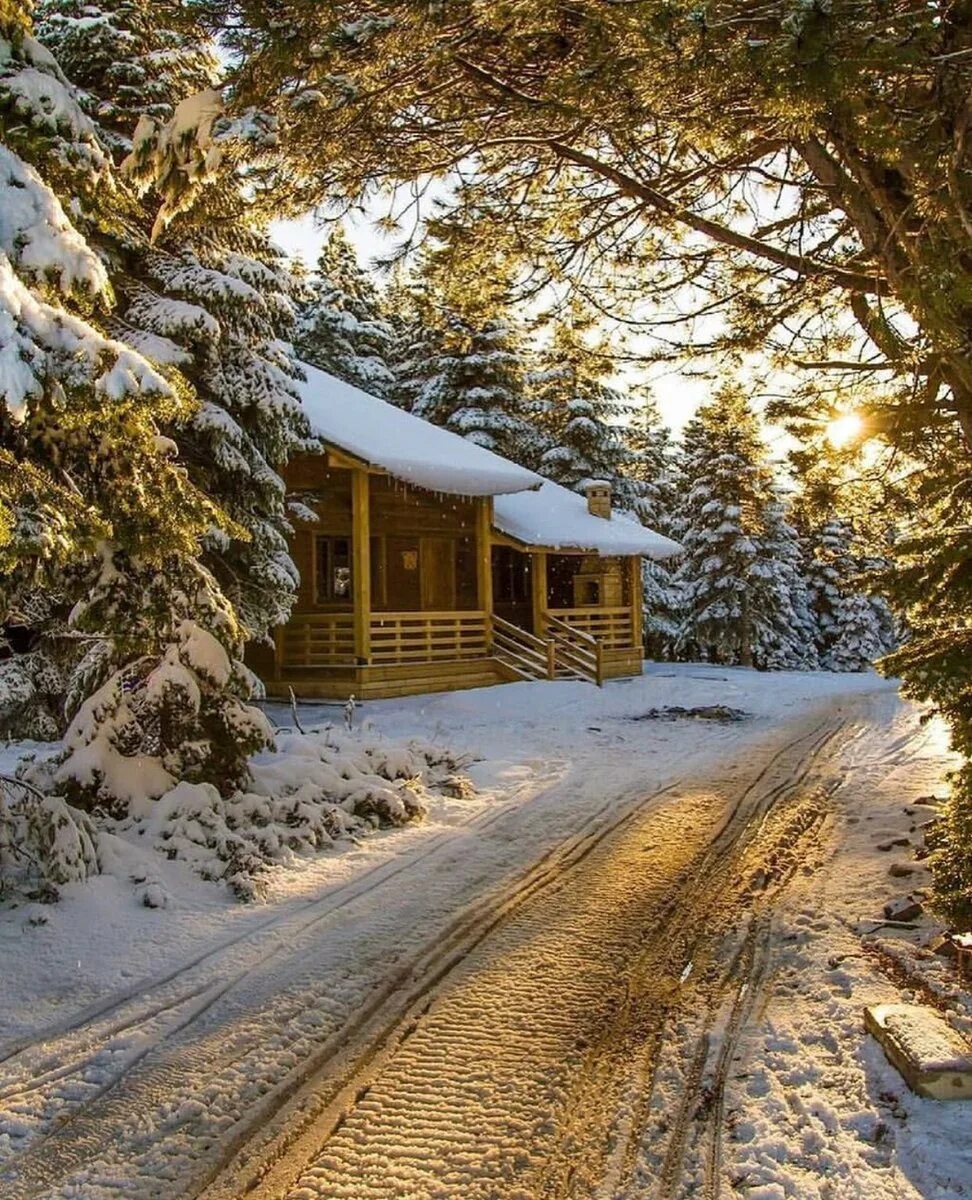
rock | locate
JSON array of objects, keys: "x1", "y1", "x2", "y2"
[
  {"x1": 889, "y1": 862, "x2": 916, "y2": 878},
  {"x1": 884, "y1": 895, "x2": 924, "y2": 922},
  {"x1": 877, "y1": 837, "x2": 912, "y2": 851},
  {"x1": 928, "y1": 933, "x2": 958, "y2": 961},
  {"x1": 865, "y1": 1003, "x2": 972, "y2": 1100}
]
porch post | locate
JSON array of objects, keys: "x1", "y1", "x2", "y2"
[
  {"x1": 351, "y1": 468, "x2": 371, "y2": 664},
  {"x1": 532, "y1": 551, "x2": 548, "y2": 637},
  {"x1": 476, "y1": 497, "x2": 494, "y2": 650},
  {"x1": 629, "y1": 555, "x2": 644, "y2": 651}
]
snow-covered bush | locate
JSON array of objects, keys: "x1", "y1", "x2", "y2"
[
  {"x1": 29, "y1": 563, "x2": 274, "y2": 812},
  {"x1": 114, "y1": 728, "x2": 469, "y2": 899},
  {"x1": 0, "y1": 774, "x2": 99, "y2": 898}
]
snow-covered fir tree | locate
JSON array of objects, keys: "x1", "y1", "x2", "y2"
[
  {"x1": 801, "y1": 514, "x2": 891, "y2": 671},
  {"x1": 625, "y1": 394, "x2": 682, "y2": 658},
  {"x1": 394, "y1": 212, "x2": 542, "y2": 465},
  {"x1": 411, "y1": 307, "x2": 540, "y2": 466},
  {"x1": 36, "y1": 0, "x2": 216, "y2": 161},
  {"x1": 754, "y1": 492, "x2": 820, "y2": 670},
  {"x1": 0, "y1": 8, "x2": 269, "y2": 828},
  {"x1": 674, "y1": 386, "x2": 812, "y2": 670},
  {"x1": 296, "y1": 225, "x2": 395, "y2": 396},
  {"x1": 385, "y1": 276, "x2": 444, "y2": 412},
  {"x1": 123, "y1": 238, "x2": 307, "y2": 637},
  {"x1": 38, "y1": 0, "x2": 308, "y2": 642},
  {"x1": 530, "y1": 320, "x2": 642, "y2": 507}
]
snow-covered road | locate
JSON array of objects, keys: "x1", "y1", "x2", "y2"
[{"x1": 0, "y1": 667, "x2": 967, "y2": 1199}]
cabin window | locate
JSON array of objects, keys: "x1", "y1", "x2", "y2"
[{"x1": 315, "y1": 536, "x2": 352, "y2": 603}]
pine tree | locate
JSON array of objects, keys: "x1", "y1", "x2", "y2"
[
  {"x1": 530, "y1": 321, "x2": 640, "y2": 504},
  {"x1": 296, "y1": 226, "x2": 395, "y2": 396},
  {"x1": 385, "y1": 276, "x2": 444, "y2": 412},
  {"x1": 38, "y1": 0, "x2": 309, "y2": 643},
  {"x1": 755, "y1": 493, "x2": 820, "y2": 671},
  {"x1": 0, "y1": 8, "x2": 269, "y2": 822},
  {"x1": 625, "y1": 395, "x2": 681, "y2": 658},
  {"x1": 674, "y1": 387, "x2": 809, "y2": 670},
  {"x1": 882, "y1": 477, "x2": 972, "y2": 924},
  {"x1": 36, "y1": 0, "x2": 216, "y2": 161},
  {"x1": 412, "y1": 308, "x2": 539, "y2": 466},
  {"x1": 801, "y1": 514, "x2": 887, "y2": 672},
  {"x1": 122, "y1": 240, "x2": 307, "y2": 637}
]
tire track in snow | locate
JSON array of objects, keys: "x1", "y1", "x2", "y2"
[
  {"x1": 0, "y1": 705, "x2": 865, "y2": 1200},
  {"x1": 640, "y1": 747, "x2": 849, "y2": 1200},
  {"x1": 0, "y1": 769, "x2": 575, "y2": 1184},
  {"x1": 527, "y1": 724, "x2": 848, "y2": 1200},
  {"x1": 0, "y1": 759, "x2": 570, "y2": 1125},
  {"x1": 0, "y1": 764, "x2": 682, "y2": 1199},
  {"x1": 0, "y1": 767, "x2": 559, "y2": 1071},
  {"x1": 206, "y1": 713, "x2": 858, "y2": 1200}
]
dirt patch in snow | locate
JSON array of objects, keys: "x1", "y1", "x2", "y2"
[{"x1": 629, "y1": 704, "x2": 752, "y2": 723}]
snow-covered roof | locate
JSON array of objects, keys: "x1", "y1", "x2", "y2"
[
  {"x1": 297, "y1": 362, "x2": 543, "y2": 497},
  {"x1": 494, "y1": 480, "x2": 682, "y2": 560}
]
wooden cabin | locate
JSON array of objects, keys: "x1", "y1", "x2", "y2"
[{"x1": 249, "y1": 364, "x2": 681, "y2": 701}]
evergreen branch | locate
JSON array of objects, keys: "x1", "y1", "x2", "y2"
[{"x1": 543, "y1": 140, "x2": 886, "y2": 296}]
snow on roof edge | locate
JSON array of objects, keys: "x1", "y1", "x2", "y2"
[
  {"x1": 494, "y1": 480, "x2": 683, "y2": 560},
  {"x1": 296, "y1": 362, "x2": 543, "y2": 498}
]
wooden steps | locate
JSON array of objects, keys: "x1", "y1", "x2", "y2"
[{"x1": 492, "y1": 616, "x2": 553, "y2": 682}]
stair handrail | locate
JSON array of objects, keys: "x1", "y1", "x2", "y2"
[
  {"x1": 492, "y1": 615, "x2": 557, "y2": 680},
  {"x1": 544, "y1": 613, "x2": 604, "y2": 687}
]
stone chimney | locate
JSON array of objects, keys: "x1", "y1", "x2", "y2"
[{"x1": 585, "y1": 481, "x2": 612, "y2": 520}]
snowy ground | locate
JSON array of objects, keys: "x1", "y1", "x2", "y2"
[{"x1": 0, "y1": 664, "x2": 967, "y2": 1199}]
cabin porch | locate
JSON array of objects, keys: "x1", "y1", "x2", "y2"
[{"x1": 252, "y1": 459, "x2": 645, "y2": 700}]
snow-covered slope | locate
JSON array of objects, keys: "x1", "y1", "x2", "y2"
[
  {"x1": 494, "y1": 479, "x2": 682, "y2": 558},
  {"x1": 297, "y1": 362, "x2": 544, "y2": 496}
]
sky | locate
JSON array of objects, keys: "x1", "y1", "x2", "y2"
[{"x1": 271, "y1": 211, "x2": 791, "y2": 453}]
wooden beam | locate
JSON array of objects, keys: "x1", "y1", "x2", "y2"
[
  {"x1": 477, "y1": 498, "x2": 494, "y2": 647},
  {"x1": 352, "y1": 469, "x2": 372, "y2": 665},
  {"x1": 325, "y1": 446, "x2": 378, "y2": 473},
  {"x1": 628, "y1": 556, "x2": 644, "y2": 652},
  {"x1": 532, "y1": 551, "x2": 548, "y2": 637}
]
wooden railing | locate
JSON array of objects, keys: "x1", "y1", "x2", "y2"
[
  {"x1": 547, "y1": 606, "x2": 633, "y2": 650},
  {"x1": 369, "y1": 611, "x2": 489, "y2": 664},
  {"x1": 492, "y1": 615, "x2": 555, "y2": 681},
  {"x1": 545, "y1": 613, "x2": 603, "y2": 686},
  {"x1": 280, "y1": 612, "x2": 355, "y2": 667},
  {"x1": 278, "y1": 607, "x2": 621, "y2": 683}
]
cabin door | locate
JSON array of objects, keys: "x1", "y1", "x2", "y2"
[
  {"x1": 420, "y1": 537, "x2": 457, "y2": 609},
  {"x1": 491, "y1": 546, "x2": 533, "y2": 631}
]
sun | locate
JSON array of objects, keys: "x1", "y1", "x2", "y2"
[{"x1": 825, "y1": 411, "x2": 863, "y2": 449}]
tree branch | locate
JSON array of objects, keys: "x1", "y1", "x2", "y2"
[{"x1": 544, "y1": 140, "x2": 886, "y2": 295}]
